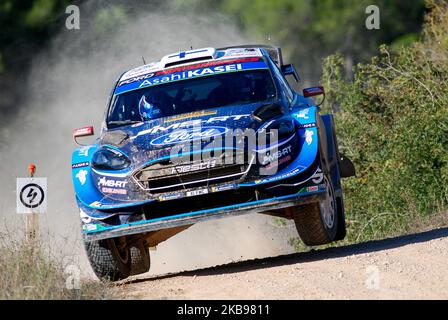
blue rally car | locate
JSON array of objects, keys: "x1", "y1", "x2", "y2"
[{"x1": 71, "y1": 45, "x2": 355, "y2": 281}]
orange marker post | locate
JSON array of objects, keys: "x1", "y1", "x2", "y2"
[{"x1": 26, "y1": 164, "x2": 39, "y2": 242}]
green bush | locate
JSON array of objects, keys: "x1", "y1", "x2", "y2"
[{"x1": 321, "y1": 0, "x2": 448, "y2": 242}]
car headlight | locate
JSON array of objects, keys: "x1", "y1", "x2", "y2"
[{"x1": 91, "y1": 148, "x2": 130, "y2": 170}]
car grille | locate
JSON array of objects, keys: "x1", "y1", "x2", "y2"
[{"x1": 133, "y1": 151, "x2": 253, "y2": 193}]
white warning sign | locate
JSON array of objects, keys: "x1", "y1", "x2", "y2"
[{"x1": 16, "y1": 178, "x2": 47, "y2": 214}]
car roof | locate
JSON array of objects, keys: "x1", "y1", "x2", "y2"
[{"x1": 119, "y1": 46, "x2": 271, "y2": 83}]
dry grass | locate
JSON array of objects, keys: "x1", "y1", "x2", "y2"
[
  {"x1": 406, "y1": 211, "x2": 448, "y2": 234},
  {"x1": 0, "y1": 233, "x2": 122, "y2": 300}
]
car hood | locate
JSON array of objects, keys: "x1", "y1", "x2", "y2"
[{"x1": 99, "y1": 102, "x2": 274, "y2": 167}]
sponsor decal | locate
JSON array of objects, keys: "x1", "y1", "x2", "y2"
[
  {"x1": 89, "y1": 201, "x2": 102, "y2": 207},
  {"x1": 150, "y1": 126, "x2": 229, "y2": 146},
  {"x1": 262, "y1": 145, "x2": 292, "y2": 165},
  {"x1": 311, "y1": 168, "x2": 324, "y2": 184},
  {"x1": 164, "y1": 110, "x2": 218, "y2": 123},
  {"x1": 138, "y1": 64, "x2": 242, "y2": 89},
  {"x1": 158, "y1": 193, "x2": 183, "y2": 202},
  {"x1": 72, "y1": 161, "x2": 89, "y2": 169},
  {"x1": 103, "y1": 147, "x2": 126, "y2": 157},
  {"x1": 83, "y1": 224, "x2": 98, "y2": 231},
  {"x1": 211, "y1": 184, "x2": 236, "y2": 192},
  {"x1": 132, "y1": 114, "x2": 249, "y2": 138},
  {"x1": 265, "y1": 155, "x2": 292, "y2": 170},
  {"x1": 295, "y1": 109, "x2": 310, "y2": 119},
  {"x1": 306, "y1": 186, "x2": 319, "y2": 192},
  {"x1": 115, "y1": 61, "x2": 268, "y2": 95},
  {"x1": 76, "y1": 169, "x2": 88, "y2": 185},
  {"x1": 259, "y1": 165, "x2": 306, "y2": 183},
  {"x1": 101, "y1": 187, "x2": 127, "y2": 195},
  {"x1": 121, "y1": 62, "x2": 159, "y2": 80},
  {"x1": 118, "y1": 72, "x2": 155, "y2": 87},
  {"x1": 80, "y1": 209, "x2": 92, "y2": 224},
  {"x1": 186, "y1": 188, "x2": 209, "y2": 197},
  {"x1": 225, "y1": 48, "x2": 262, "y2": 58},
  {"x1": 297, "y1": 123, "x2": 315, "y2": 129},
  {"x1": 73, "y1": 126, "x2": 94, "y2": 137},
  {"x1": 156, "y1": 57, "x2": 261, "y2": 77},
  {"x1": 305, "y1": 130, "x2": 314, "y2": 146},
  {"x1": 172, "y1": 160, "x2": 217, "y2": 174},
  {"x1": 97, "y1": 176, "x2": 128, "y2": 188},
  {"x1": 279, "y1": 155, "x2": 292, "y2": 165},
  {"x1": 78, "y1": 145, "x2": 94, "y2": 157}
]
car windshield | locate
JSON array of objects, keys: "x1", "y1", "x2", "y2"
[{"x1": 107, "y1": 69, "x2": 276, "y2": 128}]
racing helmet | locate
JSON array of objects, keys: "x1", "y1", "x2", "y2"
[{"x1": 138, "y1": 95, "x2": 162, "y2": 121}]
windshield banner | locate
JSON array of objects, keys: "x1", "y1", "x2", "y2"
[{"x1": 114, "y1": 61, "x2": 269, "y2": 95}]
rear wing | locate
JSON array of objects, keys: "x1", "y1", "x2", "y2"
[{"x1": 218, "y1": 44, "x2": 284, "y2": 67}]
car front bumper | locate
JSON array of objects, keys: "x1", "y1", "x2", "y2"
[{"x1": 82, "y1": 184, "x2": 325, "y2": 242}]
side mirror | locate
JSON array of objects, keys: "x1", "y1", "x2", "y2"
[
  {"x1": 303, "y1": 86, "x2": 325, "y2": 107},
  {"x1": 73, "y1": 126, "x2": 94, "y2": 145},
  {"x1": 303, "y1": 86, "x2": 325, "y2": 98},
  {"x1": 281, "y1": 64, "x2": 300, "y2": 82}
]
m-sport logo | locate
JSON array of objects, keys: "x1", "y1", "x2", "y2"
[{"x1": 150, "y1": 126, "x2": 229, "y2": 146}]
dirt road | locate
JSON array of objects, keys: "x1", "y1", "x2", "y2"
[{"x1": 122, "y1": 227, "x2": 448, "y2": 299}]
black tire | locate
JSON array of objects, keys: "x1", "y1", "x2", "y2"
[
  {"x1": 130, "y1": 243, "x2": 151, "y2": 276},
  {"x1": 84, "y1": 238, "x2": 131, "y2": 281},
  {"x1": 293, "y1": 175, "x2": 339, "y2": 246}
]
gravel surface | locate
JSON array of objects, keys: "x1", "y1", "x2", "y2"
[{"x1": 121, "y1": 227, "x2": 448, "y2": 299}]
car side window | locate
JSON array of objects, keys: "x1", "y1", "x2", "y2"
[{"x1": 268, "y1": 57, "x2": 294, "y2": 103}]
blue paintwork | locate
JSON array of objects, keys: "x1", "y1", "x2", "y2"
[{"x1": 71, "y1": 48, "x2": 340, "y2": 231}]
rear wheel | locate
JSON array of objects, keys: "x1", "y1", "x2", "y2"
[{"x1": 293, "y1": 175, "x2": 338, "y2": 246}]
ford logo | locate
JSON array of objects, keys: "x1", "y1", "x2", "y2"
[{"x1": 150, "y1": 126, "x2": 229, "y2": 146}]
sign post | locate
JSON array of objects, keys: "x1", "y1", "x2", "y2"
[{"x1": 16, "y1": 164, "x2": 47, "y2": 241}]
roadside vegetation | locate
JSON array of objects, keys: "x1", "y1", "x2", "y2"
[
  {"x1": 319, "y1": 0, "x2": 448, "y2": 243},
  {"x1": 0, "y1": 233, "x2": 120, "y2": 299}
]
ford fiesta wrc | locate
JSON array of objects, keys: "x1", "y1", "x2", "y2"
[{"x1": 71, "y1": 45, "x2": 355, "y2": 281}]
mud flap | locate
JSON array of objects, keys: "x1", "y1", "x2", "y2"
[
  {"x1": 320, "y1": 113, "x2": 347, "y2": 241},
  {"x1": 340, "y1": 154, "x2": 356, "y2": 178},
  {"x1": 316, "y1": 113, "x2": 331, "y2": 175},
  {"x1": 335, "y1": 195, "x2": 347, "y2": 240}
]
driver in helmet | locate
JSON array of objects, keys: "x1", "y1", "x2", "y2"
[{"x1": 138, "y1": 94, "x2": 162, "y2": 121}]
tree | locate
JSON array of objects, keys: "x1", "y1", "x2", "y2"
[{"x1": 217, "y1": 0, "x2": 425, "y2": 83}]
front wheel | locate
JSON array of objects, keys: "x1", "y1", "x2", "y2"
[
  {"x1": 84, "y1": 238, "x2": 131, "y2": 281},
  {"x1": 293, "y1": 175, "x2": 339, "y2": 246}
]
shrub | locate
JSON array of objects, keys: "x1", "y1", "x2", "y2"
[{"x1": 321, "y1": 0, "x2": 448, "y2": 242}]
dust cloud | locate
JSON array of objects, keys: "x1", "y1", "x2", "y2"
[{"x1": 0, "y1": 2, "x2": 298, "y2": 276}]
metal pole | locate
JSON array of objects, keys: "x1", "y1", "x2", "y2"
[{"x1": 26, "y1": 164, "x2": 38, "y2": 241}]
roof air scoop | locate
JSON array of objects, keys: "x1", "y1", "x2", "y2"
[{"x1": 161, "y1": 47, "x2": 217, "y2": 68}]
